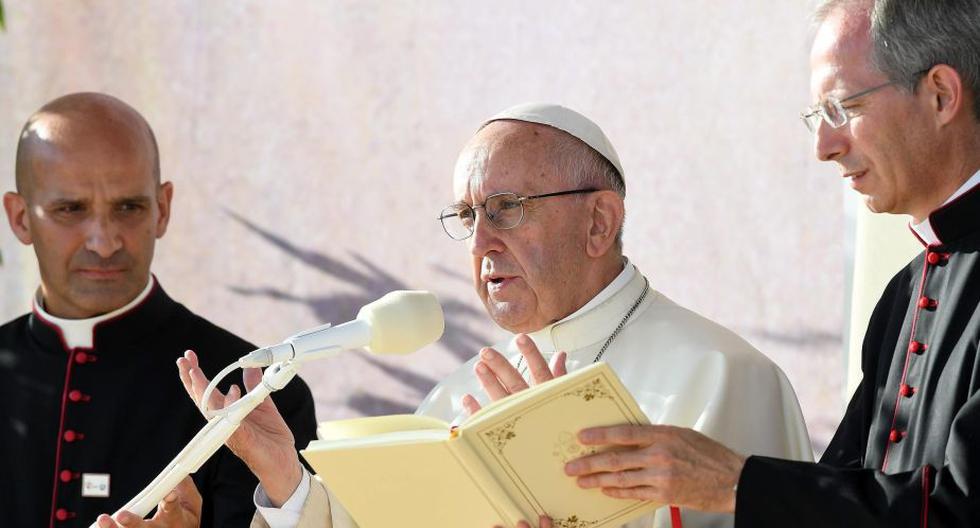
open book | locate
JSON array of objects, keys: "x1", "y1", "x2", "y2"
[{"x1": 300, "y1": 362, "x2": 658, "y2": 528}]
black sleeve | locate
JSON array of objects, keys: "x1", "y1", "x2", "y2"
[
  {"x1": 819, "y1": 378, "x2": 869, "y2": 469},
  {"x1": 734, "y1": 386, "x2": 980, "y2": 527}
]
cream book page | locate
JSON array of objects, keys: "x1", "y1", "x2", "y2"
[
  {"x1": 301, "y1": 363, "x2": 658, "y2": 528},
  {"x1": 301, "y1": 417, "x2": 521, "y2": 527},
  {"x1": 460, "y1": 362, "x2": 660, "y2": 527}
]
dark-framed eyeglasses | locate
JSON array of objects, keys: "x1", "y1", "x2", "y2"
[{"x1": 438, "y1": 188, "x2": 598, "y2": 240}]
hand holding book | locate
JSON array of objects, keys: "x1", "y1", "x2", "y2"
[
  {"x1": 304, "y1": 362, "x2": 658, "y2": 527},
  {"x1": 566, "y1": 424, "x2": 746, "y2": 513},
  {"x1": 463, "y1": 332, "x2": 746, "y2": 517},
  {"x1": 465, "y1": 333, "x2": 566, "y2": 528}
]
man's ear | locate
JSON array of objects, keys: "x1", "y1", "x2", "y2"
[
  {"x1": 3, "y1": 191, "x2": 33, "y2": 245},
  {"x1": 585, "y1": 191, "x2": 624, "y2": 258},
  {"x1": 921, "y1": 65, "x2": 965, "y2": 127},
  {"x1": 155, "y1": 181, "x2": 174, "y2": 238}
]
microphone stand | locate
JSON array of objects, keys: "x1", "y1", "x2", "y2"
[
  {"x1": 91, "y1": 289, "x2": 444, "y2": 527},
  {"x1": 90, "y1": 357, "x2": 308, "y2": 527}
]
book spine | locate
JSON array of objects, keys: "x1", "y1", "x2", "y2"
[{"x1": 446, "y1": 433, "x2": 528, "y2": 525}]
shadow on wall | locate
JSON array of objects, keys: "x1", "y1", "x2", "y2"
[{"x1": 224, "y1": 209, "x2": 492, "y2": 416}]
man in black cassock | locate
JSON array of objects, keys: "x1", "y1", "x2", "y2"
[
  {"x1": 560, "y1": 0, "x2": 980, "y2": 526},
  {"x1": 0, "y1": 93, "x2": 317, "y2": 528}
]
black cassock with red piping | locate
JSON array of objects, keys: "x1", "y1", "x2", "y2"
[
  {"x1": 0, "y1": 282, "x2": 317, "y2": 528},
  {"x1": 736, "y1": 185, "x2": 980, "y2": 527}
]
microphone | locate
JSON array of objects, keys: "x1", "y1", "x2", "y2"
[
  {"x1": 201, "y1": 290, "x2": 445, "y2": 418},
  {"x1": 97, "y1": 290, "x2": 444, "y2": 527},
  {"x1": 238, "y1": 290, "x2": 445, "y2": 367}
]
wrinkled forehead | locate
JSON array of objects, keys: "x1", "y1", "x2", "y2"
[{"x1": 452, "y1": 121, "x2": 560, "y2": 202}]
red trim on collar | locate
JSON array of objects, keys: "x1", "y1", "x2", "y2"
[
  {"x1": 923, "y1": 178, "x2": 980, "y2": 244},
  {"x1": 30, "y1": 277, "x2": 160, "y2": 352},
  {"x1": 929, "y1": 177, "x2": 980, "y2": 218}
]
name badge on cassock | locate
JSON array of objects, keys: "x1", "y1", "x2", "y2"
[{"x1": 82, "y1": 473, "x2": 110, "y2": 498}]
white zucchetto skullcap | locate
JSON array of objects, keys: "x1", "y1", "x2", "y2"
[{"x1": 481, "y1": 102, "x2": 624, "y2": 178}]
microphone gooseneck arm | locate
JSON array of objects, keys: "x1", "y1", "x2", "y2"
[
  {"x1": 93, "y1": 360, "x2": 302, "y2": 527},
  {"x1": 93, "y1": 290, "x2": 445, "y2": 527}
]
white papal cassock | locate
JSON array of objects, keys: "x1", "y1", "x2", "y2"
[{"x1": 253, "y1": 260, "x2": 813, "y2": 528}]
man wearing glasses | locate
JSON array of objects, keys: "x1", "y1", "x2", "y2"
[
  {"x1": 141, "y1": 103, "x2": 813, "y2": 528},
  {"x1": 417, "y1": 103, "x2": 815, "y2": 528},
  {"x1": 559, "y1": 0, "x2": 980, "y2": 525}
]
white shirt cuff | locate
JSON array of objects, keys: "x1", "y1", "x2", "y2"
[{"x1": 254, "y1": 467, "x2": 312, "y2": 528}]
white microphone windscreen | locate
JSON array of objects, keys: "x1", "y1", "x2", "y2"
[{"x1": 356, "y1": 291, "x2": 445, "y2": 354}]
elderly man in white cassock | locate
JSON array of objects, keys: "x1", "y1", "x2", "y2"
[{"x1": 100, "y1": 103, "x2": 813, "y2": 528}]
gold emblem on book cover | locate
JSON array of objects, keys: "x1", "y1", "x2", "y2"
[
  {"x1": 485, "y1": 417, "x2": 520, "y2": 452},
  {"x1": 563, "y1": 378, "x2": 614, "y2": 402},
  {"x1": 553, "y1": 515, "x2": 598, "y2": 528}
]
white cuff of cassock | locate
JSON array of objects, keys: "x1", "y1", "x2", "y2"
[{"x1": 254, "y1": 466, "x2": 312, "y2": 528}]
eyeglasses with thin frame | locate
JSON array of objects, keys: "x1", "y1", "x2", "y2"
[
  {"x1": 801, "y1": 69, "x2": 931, "y2": 133},
  {"x1": 801, "y1": 80, "x2": 900, "y2": 133},
  {"x1": 438, "y1": 188, "x2": 598, "y2": 240}
]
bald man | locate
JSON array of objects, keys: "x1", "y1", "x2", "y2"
[{"x1": 0, "y1": 93, "x2": 317, "y2": 528}]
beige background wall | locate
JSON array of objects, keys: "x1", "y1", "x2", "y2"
[{"x1": 1, "y1": 1, "x2": 858, "y2": 453}]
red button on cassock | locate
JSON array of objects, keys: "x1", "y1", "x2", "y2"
[
  {"x1": 900, "y1": 384, "x2": 915, "y2": 398},
  {"x1": 59, "y1": 470, "x2": 73, "y2": 483},
  {"x1": 889, "y1": 429, "x2": 905, "y2": 443},
  {"x1": 63, "y1": 430, "x2": 81, "y2": 442},
  {"x1": 908, "y1": 341, "x2": 925, "y2": 354},
  {"x1": 55, "y1": 508, "x2": 73, "y2": 521},
  {"x1": 917, "y1": 297, "x2": 938, "y2": 309},
  {"x1": 927, "y1": 252, "x2": 951, "y2": 265},
  {"x1": 74, "y1": 352, "x2": 88, "y2": 364},
  {"x1": 67, "y1": 389, "x2": 90, "y2": 402}
]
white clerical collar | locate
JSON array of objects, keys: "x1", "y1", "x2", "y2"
[
  {"x1": 562, "y1": 258, "x2": 635, "y2": 321},
  {"x1": 911, "y1": 169, "x2": 980, "y2": 246},
  {"x1": 32, "y1": 275, "x2": 156, "y2": 349},
  {"x1": 515, "y1": 259, "x2": 651, "y2": 356}
]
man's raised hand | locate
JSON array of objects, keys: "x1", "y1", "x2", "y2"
[
  {"x1": 176, "y1": 350, "x2": 303, "y2": 507},
  {"x1": 461, "y1": 334, "x2": 567, "y2": 415}
]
